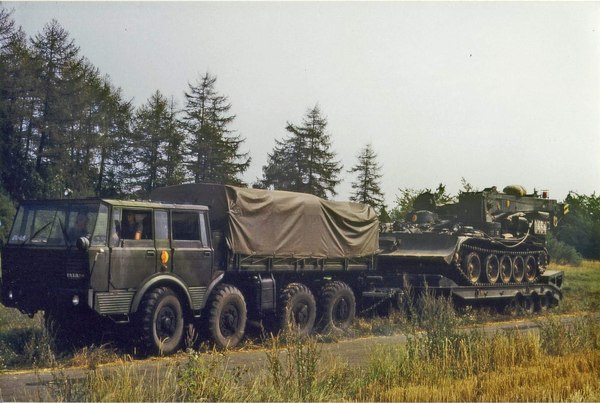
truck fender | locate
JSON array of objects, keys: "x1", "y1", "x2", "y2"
[
  {"x1": 198, "y1": 272, "x2": 226, "y2": 310},
  {"x1": 130, "y1": 273, "x2": 194, "y2": 315}
]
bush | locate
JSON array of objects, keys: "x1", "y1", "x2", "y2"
[{"x1": 547, "y1": 233, "x2": 583, "y2": 266}]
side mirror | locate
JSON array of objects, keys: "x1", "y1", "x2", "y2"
[{"x1": 76, "y1": 236, "x2": 90, "y2": 251}]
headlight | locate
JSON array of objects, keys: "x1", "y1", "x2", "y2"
[{"x1": 72, "y1": 295, "x2": 80, "y2": 306}]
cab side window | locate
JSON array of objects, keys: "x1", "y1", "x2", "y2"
[
  {"x1": 154, "y1": 210, "x2": 169, "y2": 240},
  {"x1": 172, "y1": 211, "x2": 200, "y2": 242},
  {"x1": 120, "y1": 210, "x2": 152, "y2": 241}
]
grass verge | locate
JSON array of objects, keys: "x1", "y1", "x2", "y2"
[{"x1": 42, "y1": 297, "x2": 600, "y2": 402}]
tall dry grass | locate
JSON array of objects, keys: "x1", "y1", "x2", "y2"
[{"x1": 45, "y1": 294, "x2": 600, "y2": 402}]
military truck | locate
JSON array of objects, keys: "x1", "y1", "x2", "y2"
[{"x1": 0, "y1": 184, "x2": 564, "y2": 354}]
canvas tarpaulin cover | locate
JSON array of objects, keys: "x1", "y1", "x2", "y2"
[{"x1": 150, "y1": 184, "x2": 379, "y2": 258}]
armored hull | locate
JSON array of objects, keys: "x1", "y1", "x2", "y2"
[
  {"x1": 379, "y1": 186, "x2": 565, "y2": 286},
  {"x1": 379, "y1": 231, "x2": 548, "y2": 286}
]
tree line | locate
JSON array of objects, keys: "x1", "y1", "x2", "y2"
[
  {"x1": 0, "y1": 8, "x2": 597, "y2": 261},
  {"x1": 0, "y1": 10, "x2": 384, "y2": 204}
]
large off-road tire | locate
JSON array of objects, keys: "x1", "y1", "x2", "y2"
[
  {"x1": 206, "y1": 284, "x2": 247, "y2": 349},
  {"x1": 44, "y1": 307, "x2": 103, "y2": 350},
  {"x1": 279, "y1": 283, "x2": 316, "y2": 336},
  {"x1": 139, "y1": 286, "x2": 185, "y2": 355},
  {"x1": 317, "y1": 281, "x2": 356, "y2": 333}
]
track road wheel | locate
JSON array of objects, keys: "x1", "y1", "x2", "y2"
[
  {"x1": 483, "y1": 254, "x2": 500, "y2": 284},
  {"x1": 279, "y1": 283, "x2": 316, "y2": 336},
  {"x1": 140, "y1": 287, "x2": 185, "y2": 355},
  {"x1": 524, "y1": 255, "x2": 537, "y2": 283},
  {"x1": 513, "y1": 256, "x2": 525, "y2": 284},
  {"x1": 207, "y1": 284, "x2": 247, "y2": 349},
  {"x1": 318, "y1": 281, "x2": 356, "y2": 333},
  {"x1": 499, "y1": 255, "x2": 513, "y2": 284},
  {"x1": 462, "y1": 252, "x2": 482, "y2": 284}
]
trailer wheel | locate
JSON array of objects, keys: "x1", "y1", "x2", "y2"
[
  {"x1": 140, "y1": 286, "x2": 184, "y2": 355},
  {"x1": 462, "y1": 252, "x2": 481, "y2": 284},
  {"x1": 505, "y1": 298, "x2": 519, "y2": 316},
  {"x1": 513, "y1": 256, "x2": 525, "y2": 283},
  {"x1": 520, "y1": 295, "x2": 534, "y2": 314},
  {"x1": 499, "y1": 255, "x2": 513, "y2": 284},
  {"x1": 483, "y1": 254, "x2": 500, "y2": 284},
  {"x1": 317, "y1": 281, "x2": 356, "y2": 333},
  {"x1": 279, "y1": 283, "x2": 316, "y2": 336},
  {"x1": 524, "y1": 255, "x2": 537, "y2": 283},
  {"x1": 537, "y1": 292, "x2": 551, "y2": 312},
  {"x1": 206, "y1": 284, "x2": 247, "y2": 349}
]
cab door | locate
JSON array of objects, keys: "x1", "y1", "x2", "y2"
[
  {"x1": 170, "y1": 210, "x2": 213, "y2": 307},
  {"x1": 108, "y1": 207, "x2": 157, "y2": 290}
]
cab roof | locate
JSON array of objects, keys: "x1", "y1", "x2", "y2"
[{"x1": 20, "y1": 198, "x2": 208, "y2": 211}]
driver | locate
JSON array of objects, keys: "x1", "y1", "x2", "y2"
[{"x1": 68, "y1": 212, "x2": 89, "y2": 239}]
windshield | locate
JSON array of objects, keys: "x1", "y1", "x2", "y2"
[{"x1": 8, "y1": 201, "x2": 108, "y2": 246}]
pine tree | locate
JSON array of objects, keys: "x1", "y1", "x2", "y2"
[
  {"x1": 348, "y1": 143, "x2": 385, "y2": 211},
  {"x1": 0, "y1": 9, "x2": 45, "y2": 200},
  {"x1": 30, "y1": 19, "x2": 84, "y2": 197},
  {"x1": 183, "y1": 72, "x2": 250, "y2": 185},
  {"x1": 261, "y1": 105, "x2": 342, "y2": 199},
  {"x1": 95, "y1": 81, "x2": 134, "y2": 198},
  {"x1": 0, "y1": 10, "x2": 134, "y2": 200},
  {"x1": 131, "y1": 91, "x2": 184, "y2": 197}
]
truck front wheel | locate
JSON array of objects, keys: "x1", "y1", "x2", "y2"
[
  {"x1": 206, "y1": 284, "x2": 247, "y2": 349},
  {"x1": 140, "y1": 286, "x2": 184, "y2": 355},
  {"x1": 279, "y1": 283, "x2": 316, "y2": 336},
  {"x1": 45, "y1": 308, "x2": 100, "y2": 349}
]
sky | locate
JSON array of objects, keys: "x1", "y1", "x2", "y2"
[{"x1": 8, "y1": 1, "x2": 600, "y2": 206}]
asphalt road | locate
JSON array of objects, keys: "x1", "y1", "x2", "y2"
[{"x1": 0, "y1": 315, "x2": 589, "y2": 402}]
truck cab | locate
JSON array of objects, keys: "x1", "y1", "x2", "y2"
[{"x1": 1, "y1": 198, "x2": 218, "y2": 353}]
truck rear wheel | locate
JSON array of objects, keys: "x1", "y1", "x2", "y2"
[
  {"x1": 317, "y1": 281, "x2": 356, "y2": 333},
  {"x1": 206, "y1": 284, "x2": 247, "y2": 349},
  {"x1": 279, "y1": 283, "x2": 316, "y2": 336},
  {"x1": 140, "y1": 286, "x2": 184, "y2": 355}
]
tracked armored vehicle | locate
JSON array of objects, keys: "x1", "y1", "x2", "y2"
[{"x1": 379, "y1": 186, "x2": 568, "y2": 288}]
